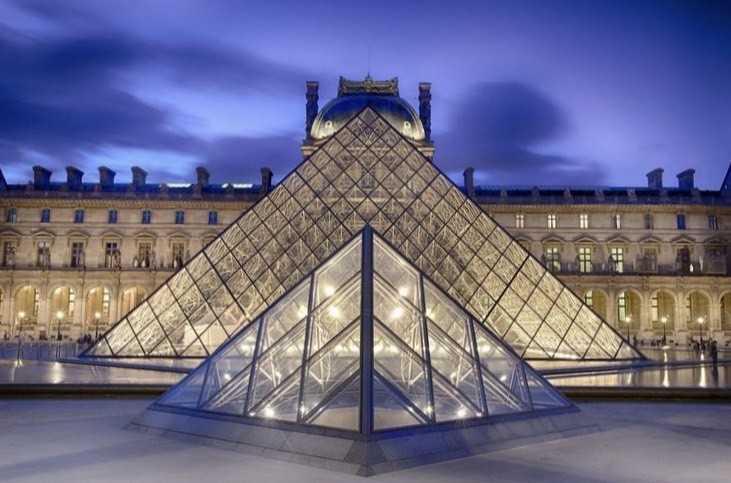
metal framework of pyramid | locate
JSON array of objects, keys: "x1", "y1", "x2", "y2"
[
  {"x1": 133, "y1": 227, "x2": 597, "y2": 475},
  {"x1": 84, "y1": 106, "x2": 642, "y2": 362}
]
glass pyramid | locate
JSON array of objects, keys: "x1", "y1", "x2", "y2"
[
  {"x1": 155, "y1": 227, "x2": 571, "y2": 432},
  {"x1": 85, "y1": 106, "x2": 641, "y2": 361}
]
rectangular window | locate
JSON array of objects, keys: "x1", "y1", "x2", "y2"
[
  {"x1": 2, "y1": 241, "x2": 17, "y2": 267},
  {"x1": 676, "y1": 247, "x2": 691, "y2": 274},
  {"x1": 102, "y1": 288, "x2": 110, "y2": 317},
  {"x1": 610, "y1": 247, "x2": 624, "y2": 273},
  {"x1": 74, "y1": 209, "x2": 85, "y2": 223},
  {"x1": 547, "y1": 214, "x2": 557, "y2": 229},
  {"x1": 709, "y1": 214, "x2": 719, "y2": 231},
  {"x1": 104, "y1": 242, "x2": 119, "y2": 268},
  {"x1": 36, "y1": 241, "x2": 50, "y2": 267},
  {"x1": 174, "y1": 210, "x2": 185, "y2": 225},
  {"x1": 644, "y1": 213, "x2": 654, "y2": 230},
  {"x1": 677, "y1": 213, "x2": 686, "y2": 230},
  {"x1": 579, "y1": 213, "x2": 589, "y2": 229},
  {"x1": 208, "y1": 211, "x2": 218, "y2": 225},
  {"x1": 108, "y1": 210, "x2": 118, "y2": 224},
  {"x1": 584, "y1": 291, "x2": 593, "y2": 308},
  {"x1": 638, "y1": 247, "x2": 658, "y2": 273},
  {"x1": 6, "y1": 208, "x2": 17, "y2": 223},
  {"x1": 172, "y1": 242, "x2": 186, "y2": 268},
  {"x1": 515, "y1": 213, "x2": 525, "y2": 229},
  {"x1": 136, "y1": 242, "x2": 152, "y2": 267},
  {"x1": 40, "y1": 208, "x2": 51, "y2": 223},
  {"x1": 612, "y1": 214, "x2": 621, "y2": 230},
  {"x1": 545, "y1": 247, "x2": 561, "y2": 272},
  {"x1": 578, "y1": 247, "x2": 592, "y2": 273},
  {"x1": 70, "y1": 242, "x2": 84, "y2": 268},
  {"x1": 617, "y1": 291, "x2": 627, "y2": 323},
  {"x1": 141, "y1": 210, "x2": 152, "y2": 224}
]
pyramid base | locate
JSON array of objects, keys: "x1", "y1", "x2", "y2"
[{"x1": 130, "y1": 405, "x2": 599, "y2": 476}]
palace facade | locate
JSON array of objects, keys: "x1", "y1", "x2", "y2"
[{"x1": 1, "y1": 80, "x2": 730, "y2": 345}]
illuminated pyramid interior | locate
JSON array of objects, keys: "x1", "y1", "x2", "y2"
[
  {"x1": 85, "y1": 82, "x2": 641, "y2": 363},
  {"x1": 133, "y1": 227, "x2": 597, "y2": 475}
]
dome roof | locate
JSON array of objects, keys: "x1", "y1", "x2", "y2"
[{"x1": 310, "y1": 94, "x2": 426, "y2": 141}]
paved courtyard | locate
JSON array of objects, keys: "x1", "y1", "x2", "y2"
[{"x1": 1, "y1": 398, "x2": 730, "y2": 482}]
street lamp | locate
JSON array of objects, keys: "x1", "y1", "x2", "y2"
[
  {"x1": 625, "y1": 315, "x2": 632, "y2": 342},
  {"x1": 56, "y1": 310, "x2": 64, "y2": 341},
  {"x1": 17, "y1": 311, "x2": 26, "y2": 337},
  {"x1": 660, "y1": 316, "x2": 667, "y2": 346},
  {"x1": 94, "y1": 311, "x2": 101, "y2": 340},
  {"x1": 697, "y1": 316, "x2": 705, "y2": 348}
]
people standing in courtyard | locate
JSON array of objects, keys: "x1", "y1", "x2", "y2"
[{"x1": 710, "y1": 340, "x2": 718, "y2": 365}]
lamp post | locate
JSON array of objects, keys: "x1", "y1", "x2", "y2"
[
  {"x1": 625, "y1": 315, "x2": 632, "y2": 342},
  {"x1": 94, "y1": 311, "x2": 101, "y2": 340},
  {"x1": 56, "y1": 310, "x2": 64, "y2": 341},
  {"x1": 17, "y1": 311, "x2": 26, "y2": 337},
  {"x1": 660, "y1": 316, "x2": 667, "y2": 346}
]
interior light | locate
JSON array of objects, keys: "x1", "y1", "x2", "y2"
[
  {"x1": 264, "y1": 407, "x2": 275, "y2": 418},
  {"x1": 425, "y1": 405, "x2": 433, "y2": 415},
  {"x1": 398, "y1": 287, "x2": 408, "y2": 297},
  {"x1": 374, "y1": 342, "x2": 383, "y2": 353},
  {"x1": 499, "y1": 374, "x2": 507, "y2": 382},
  {"x1": 456, "y1": 408, "x2": 467, "y2": 418},
  {"x1": 329, "y1": 306, "x2": 340, "y2": 318},
  {"x1": 223, "y1": 373, "x2": 232, "y2": 381},
  {"x1": 391, "y1": 307, "x2": 404, "y2": 319},
  {"x1": 297, "y1": 305, "x2": 308, "y2": 318},
  {"x1": 324, "y1": 285, "x2": 335, "y2": 297}
]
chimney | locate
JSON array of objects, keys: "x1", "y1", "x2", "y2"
[
  {"x1": 677, "y1": 169, "x2": 695, "y2": 190},
  {"x1": 463, "y1": 167, "x2": 474, "y2": 198},
  {"x1": 98, "y1": 166, "x2": 116, "y2": 187},
  {"x1": 419, "y1": 82, "x2": 432, "y2": 142},
  {"x1": 305, "y1": 81, "x2": 319, "y2": 139},
  {"x1": 131, "y1": 166, "x2": 148, "y2": 186},
  {"x1": 646, "y1": 168, "x2": 663, "y2": 189},
  {"x1": 196, "y1": 167, "x2": 210, "y2": 186},
  {"x1": 33, "y1": 165, "x2": 52, "y2": 189},
  {"x1": 66, "y1": 166, "x2": 84, "y2": 189},
  {"x1": 260, "y1": 167, "x2": 273, "y2": 194}
]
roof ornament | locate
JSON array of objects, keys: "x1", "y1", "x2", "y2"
[{"x1": 338, "y1": 75, "x2": 399, "y2": 96}]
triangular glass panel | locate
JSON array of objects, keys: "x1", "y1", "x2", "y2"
[
  {"x1": 526, "y1": 371, "x2": 570, "y2": 410},
  {"x1": 158, "y1": 364, "x2": 209, "y2": 408},
  {"x1": 372, "y1": 373, "x2": 426, "y2": 431},
  {"x1": 306, "y1": 374, "x2": 360, "y2": 431}
]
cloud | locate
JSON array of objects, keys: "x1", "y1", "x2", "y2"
[
  {"x1": 435, "y1": 81, "x2": 608, "y2": 186},
  {"x1": 0, "y1": 25, "x2": 311, "y2": 183}
]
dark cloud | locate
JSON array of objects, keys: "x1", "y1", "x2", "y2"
[
  {"x1": 435, "y1": 81, "x2": 608, "y2": 186},
  {"x1": 0, "y1": 26, "x2": 311, "y2": 181}
]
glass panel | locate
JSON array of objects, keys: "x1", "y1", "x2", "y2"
[
  {"x1": 307, "y1": 375, "x2": 360, "y2": 431},
  {"x1": 158, "y1": 365, "x2": 208, "y2": 408},
  {"x1": 253, "y1": 376, "x2": 300, "y2": 423},
  {"x1": 313, "y1": 236, "x2": 361, "y2": 307},
  {"x1": 373, "y1": 238, "x2": 420, "y2": 307},
  {"x1": 474, "y1": 324, "x2": 531, "y2": 405},
  {"x1": 309, "y1": 280, "x2": 361, "y2": 355},
  {"x1": 259, "y1": 279, "x2": 311, "y2": 354},
  {"x1": 526, "y1": 371, "x2": 569, "y2": 409},
  {"x1": 372, "y1": 374, "x2": 425, "y2": 431},
  {"x1": 424, "y1": 280, "x2": 472, "y2": 354},
  {"x1": 373, "y1": 321, "x2": 429, "y2": 412},
  {"x1": 430, "y1": 372, "x2": 482, "y2": 423},
  {"x1": 373, "y1": 282, "x2": 423, "y2": 356}
]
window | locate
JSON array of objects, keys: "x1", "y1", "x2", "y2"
[
  {"x1": 104, "y1": 242, "x2": 119, "y2": 268},
  {"x1": 617, "y1": 291, "x2": 627, "y2": 323},
  {"x1": 584, "y1": 291, "x2": 593, "y2": 308},
  {"x1": 2, "y1": 241, "x2": 17, "y2": 267},
  {"x1": 547, "y1": 214, "x2": 557, "y2": 229},
  {"x1": 141, "y1": 210, "x2": 152, "y2": 224},
  {"x1": 638, "y1": 247, "x2": 658, "y2": 273},
  {"x1": 102, "y1": 288, "x2": 111, "y2": 317},
  {"x1": 40, "y1": 208, "x2": 51, "y2": 223},
  {"x1": 677, "y1": 213, "x2": 686, "y2": 230},
  {"x1": 70, "y1": 242, "x2": 85, "y2": 268},
  {"x1": 545, "y1": 247, "x2": 560, "y2": 272},
  {"x1": 578, "y1": 246, "x2": 592, "y2": 273},
  {"x1": 36, "y1": 241, "x2": 50, "y2": 267},
  {"x1": 612, "y1": 214, "x2": 621, "y2": 230},
  {"x1": 172, "y1": 242, "x2": 186, "y2": 268},
  {"x1": 136, "y1": 242, "x2": 152, "y2": 267},
  {"x1": 515, "y1": 213, "x2": 524, "y2": 229},
  {"x1": 174, "y1": 210, "x2": 185, "y2": 225},
  {"x1": 644, "y1": 213, "x2": 654, "y2": 230},
  {"x1": 676, "y1": 247, "x2": 691, "y2": 274},
  {"x1": 709, "y1": 214, "x2": 719, "y2": 231},
  {"x1": 208, "y1": 211, "x2": 218, "y2": 225},
  {"x1": 610, "y1": 247, "x2": 624, "y2": 273},
  {"x1": 74, "y1": 209, "x2": 85, "y2": 223},
  {"x1": 6, "y1": 208, "x2": 17, "y2": 223},
  {"x1": 579, "y1": 213, "x2": 588, "y2": 229},
  {"x1": 108, "y1": 210, "x2": 118, "y2": 224}
]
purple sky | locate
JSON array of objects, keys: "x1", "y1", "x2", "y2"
[{"x1": 1, "y1": 0, "x2": 729, "y2": 189}]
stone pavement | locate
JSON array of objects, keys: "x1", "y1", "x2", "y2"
[{"x1": 1, "y1": 398, "x2": 730, "y2": 482}]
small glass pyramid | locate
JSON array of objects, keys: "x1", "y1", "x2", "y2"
[
  {"x1": 85, "y1": 106, "x2": 641, "y2": 361},
  {"x1": 156, "y1": 227, "x2": 571, "y2": 432}
]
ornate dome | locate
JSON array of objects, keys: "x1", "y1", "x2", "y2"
[{"x1": 310, "y1": 78, "x2": 426, "y2": 141}]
